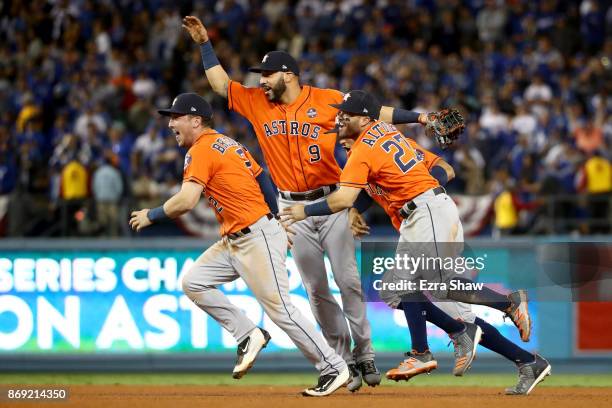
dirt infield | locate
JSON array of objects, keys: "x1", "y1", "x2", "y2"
[{"x1": 4, "y1": 385, "x2": 612, "y2": 408}]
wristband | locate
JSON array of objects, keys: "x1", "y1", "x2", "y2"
[
  {"x1": 304, "y1": 200, "x2": 333, "y2": 216},
  {"x1": 147, "y1": 206, "x2": 171, "y2": 223},
  {"x1": 392, "y1": 108, "x2": 421, "y2": 124},
  {"x1": 430, "y1": 165, "x2": 449, "y2": 186},
  {"x1": 353, "y1": 189, "x2": 373, "y2": 213},
  {"x1": 200, "y1": 41, "x2": 221, "y2": 70}
]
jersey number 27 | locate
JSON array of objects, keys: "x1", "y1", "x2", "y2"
[{"x1": 381, "y1": 134, "x2": 420, "y2": 173}]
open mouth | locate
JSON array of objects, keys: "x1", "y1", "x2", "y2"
[{"x1": 261, "y1": 85, "x2": 272, "y2": 97}]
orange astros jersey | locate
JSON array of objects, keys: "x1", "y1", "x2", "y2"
[
  {"x1": 228, "y1": 80, "x2": 342, "y2": 192},
  {"x1": 365, "y1": 137, "x2": 441, "y2": 231},
  {"x1": 183, "y1": 130, "x2": 270, "y2": 236},
  {"x1": 340, "y1": 121, "x2": 440, "y2": 231}
]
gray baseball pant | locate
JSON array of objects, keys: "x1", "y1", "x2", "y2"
[
  {"x1": 279, "y1": 196, "x2": 375, "y2": 365},
  {"x1": 182, "y1": 215, "x2": 346, "y2": 375}
]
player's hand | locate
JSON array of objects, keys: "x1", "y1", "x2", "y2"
[
  {"x1": 280, "y1": 221, "x2": 295, "y2": 249},
  {"x1": 182, "y1": 15, "x2": 209, "y2": 44},
  {"x1": 129, "y1": 209, "x2": 153, "y2": 232},
  {"x1": 348, "y1": 208, "x2": 370, "y2": 238},
  {"x1": 280, "y1": 205, "x2": 307, "y2": 227}
]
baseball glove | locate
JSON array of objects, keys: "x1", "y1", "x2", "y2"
[{"x1": 424, "y1": 109, "x2": 465, "y2": 149}]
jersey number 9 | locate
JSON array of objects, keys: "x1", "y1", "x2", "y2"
[{"x1": 308, "y1": 144, "x2": 321, "y2": 162}]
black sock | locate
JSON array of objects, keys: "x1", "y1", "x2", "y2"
[
  {"x1": 447, "y1": 278, "x2": 511, "y2": 311},
  {"x1": 475, "y1": 317, "x2": 535, "y2": 365},
  {"x1": 400, "y1": 298, "x2": 429, "y2": 353},
  {"x1": 422, "y1": 302, "x2": 465, "y2": 334}
]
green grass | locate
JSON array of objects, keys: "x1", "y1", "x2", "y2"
[{"x1": 0, "y1": 373, "x2": 611, "y2": 387}]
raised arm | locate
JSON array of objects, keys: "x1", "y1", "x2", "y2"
[
  {"x1": 378, "y1": 106, "x2": 427, "y2": 125},
  {"x1": 182, "y1": 16, "x2": 230, "y2": 98}
]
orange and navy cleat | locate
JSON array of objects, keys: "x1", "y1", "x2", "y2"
[
  {"x1": 385, "y1": 350, "x2": 438, "y2": 381},
  {"x1": 505, "y1": 290, "x2": 532, "y2": 342}
]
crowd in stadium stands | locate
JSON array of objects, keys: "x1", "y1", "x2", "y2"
[{"x1": 0, "y1": 0, "x2": 610, "y2": 238}]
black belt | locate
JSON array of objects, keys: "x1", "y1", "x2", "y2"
[
  {"x1": 398, "y1": 186, "x2": 445, "y2": 219},
  {"x1": 227, "y1": 213, "x2": 274, "y2": 239},
  {"x1": 279, "y1": 184, "x2": 337, "y2": 201}
]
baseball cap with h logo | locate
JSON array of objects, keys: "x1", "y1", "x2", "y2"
[
  {"x1": 158, "y1": 93, "x2": 213, "y2": 119},
  {"x1": 249, "y1": 51, "x2": 300, "y2": 75},
  {"x1": 329, "y1": 90, "x2": 381, "y2": 116}
]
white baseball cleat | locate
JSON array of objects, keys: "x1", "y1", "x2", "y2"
[
  {"x1": 232, "y1": 327, "x2": 271, "y2": 379},
  {"x1": 302, "y1": 366, "x2": 350, "y2": 397}
]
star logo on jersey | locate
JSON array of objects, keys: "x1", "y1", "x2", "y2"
[
  {"x1": 307, "y1": 108, "x2": 317, "y2": 118},
  {"x1": 184, "y1": 153, "x2": 192, "y2": 170},
  {"x1": 343, "y1": 93, "x2": 351, "y2": 101}
]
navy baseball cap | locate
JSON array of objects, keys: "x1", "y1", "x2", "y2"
[
  {"x1": 249, "y1": 51, "x2": 300, "y2": 75},
  {"x1": 329, "y1": 90, "x2": 381, "y2": 116},
  {"x1": 158, "y1": 93, "x2": 213, "y2": 119}
]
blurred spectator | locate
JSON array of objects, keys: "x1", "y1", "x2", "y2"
[
  {"x1": 59, "y1": 159, "x2": 89, "y2": 236},
  {"x1": 0, "y1": 126, "x2": 16, "y2": 236},
  {"x1": 132, "y1": 70, "x2": 156, "y2": 100},
  {"x1": 493, "y1": 169, "x2": 540, "y2": 237},
  {"x1": 128, "y1": 97, "x2": 154, "y2": 135},
  {"x1": 577, "y1": 153, "x2": 611, "y2": 234},
  {"x1": 132, "y1": 121, "x2": 165, "y2": 173},
  {"x1": 92, "y1": 160, "x2": 124, "y2": 237},
  {"x1": 511, "y1": 104, "x2": 537, "y2": 136},
  {"x1": 74, "y1": 104, "x2": 108, "y2": 140},
  {"x1": 453, "y1": 144, "x2": 486, "y2": 195},
  {"x1": 524, "y1": 74, "x2": 553, "y2": 116},
  {"x1": 476, "y1": 0, "x2": 507, "y2": 43},
  {"x1": 479, "y1": 100, "x2": 509, "y2": 136},
  {"x1": 15, "y1": 93, "x2": 40, "y2": 133},
  {"x1": 107, "y1": 121, "x2": 133, "y2": 176},
  {"x1": 570, "y1": 103, "x2": 606, "y2": 155},
  {"x1": 131, "y1": 171, "x2": 161, "y2": 210},
  {"x1": 580, "y1": 0, "x2": 606, "y2": 54}
]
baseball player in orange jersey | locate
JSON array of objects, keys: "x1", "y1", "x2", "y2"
[
  {"x1": 183, "y1": 16, "x2": 444, "y2": 391},
  {"x1": 281, "y1": 90, "x2": 548, "y2": 392},
  {"x1": 343, "y1": 124, "x2": 551, "y2": 395},
  {"x1": 129, "y1": 93, "x2": 349, "y2": 397}
]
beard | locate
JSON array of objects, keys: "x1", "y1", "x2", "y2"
[
  {"x1": 337, "y1": 118, "x2": 359, "y2": 141},
  {"x1": 263, "y1": 77, "x2": 287, "y2": 102}
]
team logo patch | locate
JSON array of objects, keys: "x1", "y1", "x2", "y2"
[
  {"x1": 184, "y1": 153, "x2": 192, "y2": 170},
  {"x1": 307, "y1": 108, "x2": 317, "y2": 118}
]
